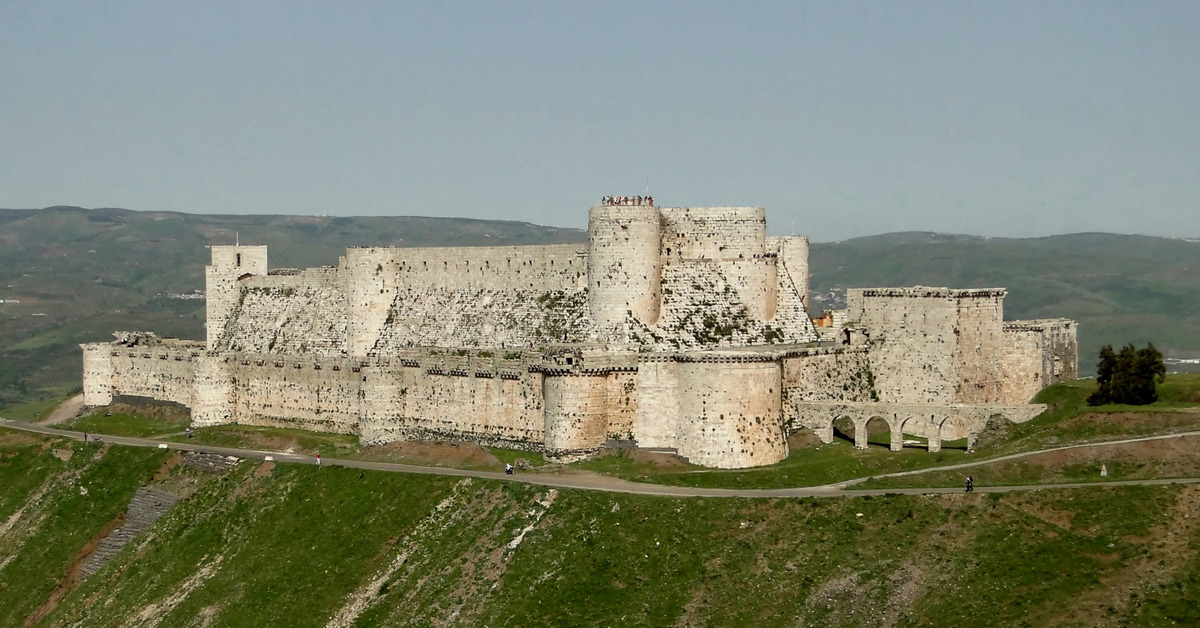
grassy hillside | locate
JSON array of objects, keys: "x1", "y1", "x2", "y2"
[
  {"x1": 810, "y1": 232, "x2": 1200, "y2": 374},
  {"x1": 1, "y1": 430, "x2": 1198, "y2": 627}
]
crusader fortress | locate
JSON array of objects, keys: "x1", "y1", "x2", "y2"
[{"x1": 81, "y1": 203, "x2": 1078, "y2": 469}]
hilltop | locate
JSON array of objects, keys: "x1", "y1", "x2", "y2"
[{"x1": 2, "y1": 207, "x2": 1198, "y2": 413}]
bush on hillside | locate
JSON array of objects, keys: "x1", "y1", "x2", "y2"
[{"x1": 1087, "y1": 343, "x2": 1166, "y2": 406}]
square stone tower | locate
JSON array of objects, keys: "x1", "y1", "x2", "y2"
[{"x1": 205, "y1": 245, "x2": 268, "y2": 350}]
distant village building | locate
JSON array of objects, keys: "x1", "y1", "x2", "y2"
[{"x1": 82, "y1": 201, "x2": 1077, "y2": 468}]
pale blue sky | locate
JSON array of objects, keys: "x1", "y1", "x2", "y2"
[{"x1": 1, "y1": 1, "x2": 1197, "y2": 240}]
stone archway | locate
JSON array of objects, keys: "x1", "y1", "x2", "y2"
[
  {"x1": 898, "y1": 414, "x2": 935, "y2": 451},
  {"x1": 831, "y1": 415, "x2": 856, "y2": 445},
  {"x1": 858, "y1": 416, "x2": 891, "y2": 450},
  {"x1": 932, "y1": 416, "x2": 969, "y2": 453}
]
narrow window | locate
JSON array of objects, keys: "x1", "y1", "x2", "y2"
[{"x1": 236, "y1": 253, "x2": 241, "y2": 267}]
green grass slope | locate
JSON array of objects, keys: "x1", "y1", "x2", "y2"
[
  {"x1": 1, "y1": 430, "x2": 1198, "y2": 627},
  {"x1": 810, "y1": 232, "x2": 1200, "y2": 374}
]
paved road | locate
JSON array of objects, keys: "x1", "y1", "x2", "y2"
[{"x1": 3, "y1": 418, "x2": 1199, "y2": 499}]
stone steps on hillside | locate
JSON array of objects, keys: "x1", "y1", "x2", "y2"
[
  {"x1": 182, "y1": 451, "x2": 240, "y2": 473},
  {"x1": 79, "y1": 487, "x2": 179, "y2": 579}
]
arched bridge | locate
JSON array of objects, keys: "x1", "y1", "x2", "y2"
[{"x1": 787, "y1": 402, "x2": 1046, "y2": 452}]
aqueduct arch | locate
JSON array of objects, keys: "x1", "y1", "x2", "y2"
[{"x1": 788, "y1": 402, "x2": 1044, "y2": 454}]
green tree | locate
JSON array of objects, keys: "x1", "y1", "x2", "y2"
[{"x1": 1087, "y1": 343, "x2": 1166, "y2": 406}]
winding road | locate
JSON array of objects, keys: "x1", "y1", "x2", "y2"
[{"x1": 3, "y1": 418, "x2": 1199, "y2": 499}]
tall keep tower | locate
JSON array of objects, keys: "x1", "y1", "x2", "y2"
[
  {"x1": 587, "y1": 203, "x2": 662, "y2": 330},
  {"x1": 205, "y1": 245, "x2": 268, "y2": 349}
]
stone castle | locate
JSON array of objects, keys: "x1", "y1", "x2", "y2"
[{"x1": 81, "y1": 203, "x2": 1078, "y2": 468}]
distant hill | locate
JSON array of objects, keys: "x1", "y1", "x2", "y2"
[{"x1": 1, "y1": 208, "x2": 1197, "y2": 410}]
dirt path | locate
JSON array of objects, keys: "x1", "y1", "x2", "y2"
[
  {"x1": 5, "y1": 418, "x2": 1200, "y2": 499},
  {"x1": 34, "y1": 394, "x2": 84, "y2": 426}
]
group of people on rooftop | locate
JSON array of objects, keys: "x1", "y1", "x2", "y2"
[{"x1": 601, "y1": 195, "x2": 654, "y2": 206}]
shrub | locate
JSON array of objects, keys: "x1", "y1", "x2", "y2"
[{"x1": 1087, "y1": 343, "x2": 1166, "y2": 406}]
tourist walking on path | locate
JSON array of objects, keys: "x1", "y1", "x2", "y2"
[
  {"x1": 966, "y1": 476, "x2": 974, "y2": 493},
  {"x1": 316, "y1": 452, "x2": 321, "y2": 466}
]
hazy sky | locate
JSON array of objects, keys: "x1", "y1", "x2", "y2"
[{"x1": 2, "y1": 1, "x2": 1197, "y2": 241}]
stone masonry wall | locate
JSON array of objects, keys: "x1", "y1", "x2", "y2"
[
  {"x1": 632, "y1": 359, "x2": 683, "y2": 450},
  {"x1": 224, "y1": 353, "x2": 363, "y2": 434},
  {"x1": 770, "y1": 236, "x2": 810, "y2": 310},
  {"x1": 1000, "y1": 319, "x2": 1079, "y2": 404},
  {"x1": 661, "y1": 207, "x2": 775, "y2": 321},
  {"x1": 219, "y1": 269, "x2": 348, "y2": 356},
  {"x1": 101, "y1": 344, "x2": 202, "y2": 407},
  {"x1": 952, "y1": 292, "x2": 1008, "y2": 404},
  {"x1": 848, "y1": 288, "x2": 962, "y2": 404},
  {"x1": 542, "y1": 374, "x2": 611, "y2": 454},
  {"x1": 372, "y1": 288, "x2": 591, "y2": 350},
  {"x1": 81, "y1": 344, "x2": 114, "y2": 406},
  {"x1": 781, "y1": 347, "x2": 876, "y2": 405},
  {"x1": 631, "y1": 354, "x2": 789, "y2": 468},
  {"x1": 357, "y1": 359, "x2": 545, "y2": 449},
  {"x1": 191, "y1": 355, "x2": 232, "y2": 427},
  {"x1": 345, "y1": 244, "x2": 588, "y2": 355},
  {"x1": 677, "y1": 359, "x2": 786, "y2": 468}
]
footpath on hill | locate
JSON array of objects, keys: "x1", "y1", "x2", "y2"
[{"x1": 4, "y1": 418, "x2": 1200, "y2": 498}]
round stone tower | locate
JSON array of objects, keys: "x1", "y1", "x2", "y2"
[{"x1": 587, "y1": 204, "x2": 662, "y2": 329}]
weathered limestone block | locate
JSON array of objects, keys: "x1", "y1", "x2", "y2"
[
  {"x1": 227, "y1": 355, "x2": 362, "y2": 435},
  {"x1": 219, "y1": 270, "x2": 348, "y2": 356},
  {"x1": 1000, "y1": 319, "x2": 1079, "y2": 403},
  {"x1": 359, "y1": 358, "x2": 546, "y2": 448},
  {"x1": 373, "y1": 287, "x2": 591, "y2": 350}
]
